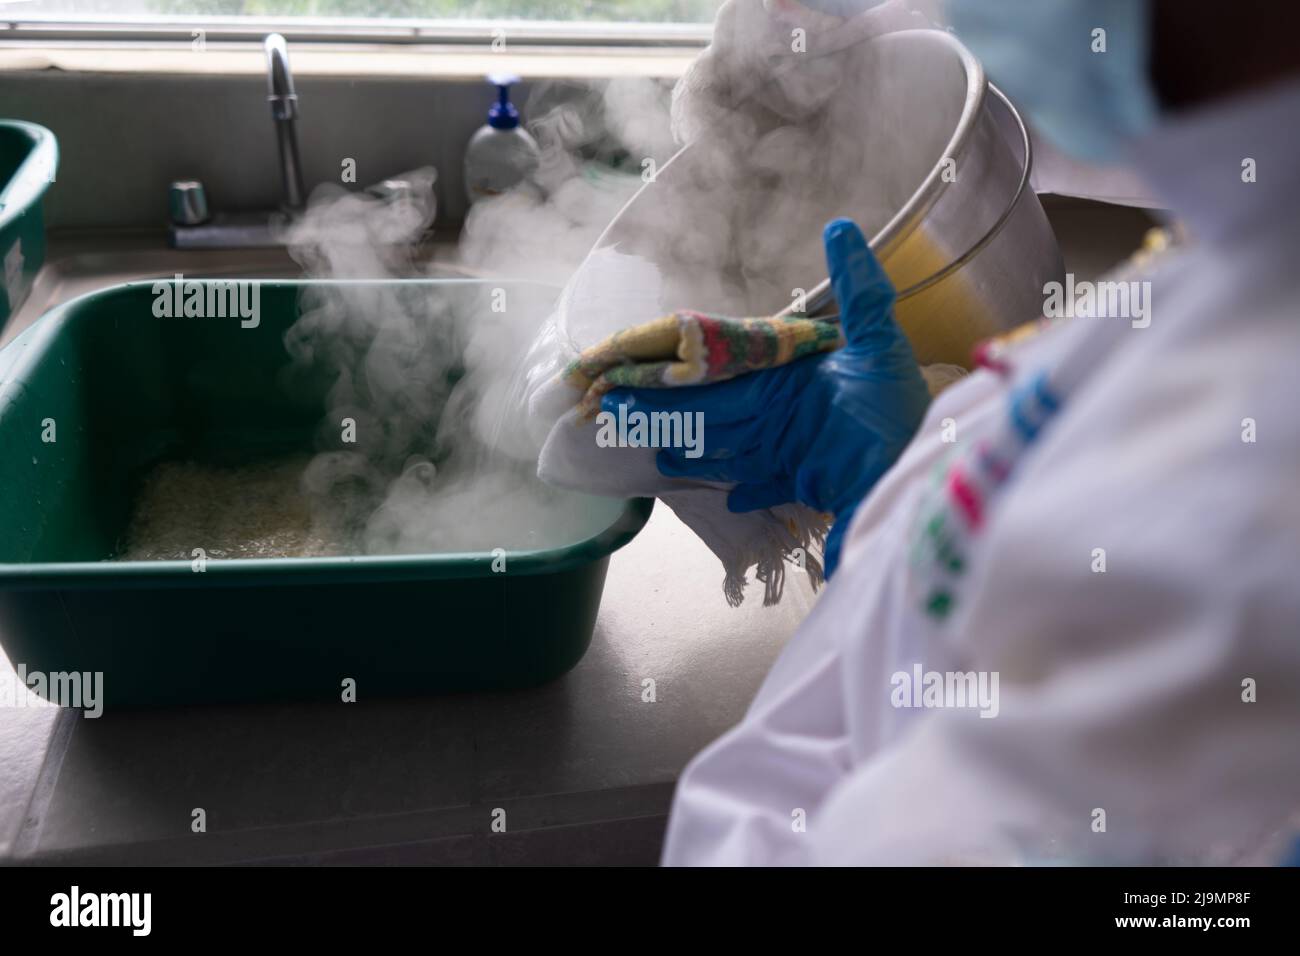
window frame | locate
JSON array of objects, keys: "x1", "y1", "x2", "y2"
[{"x1": 0, "y1": 14, "x2": 713, "y2": 49}]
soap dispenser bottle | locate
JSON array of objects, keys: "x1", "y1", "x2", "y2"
[{"x1": 463, "y1": 74, "x2": 541, "y2": 204}]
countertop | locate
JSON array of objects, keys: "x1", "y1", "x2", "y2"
[{"x1": 0, "y1": 504, "x2": 819, "y2": 866}]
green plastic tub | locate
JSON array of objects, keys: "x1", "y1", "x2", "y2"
[
  {"x1": 0, "y1": 279, "x2": 651, "y2": 708},
  {"x1": 0, "y1": 121, "x2": 57, "y2": 331}
]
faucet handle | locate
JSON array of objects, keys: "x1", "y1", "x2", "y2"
[{"x1": 169, "y1": 180, "x2": 210, "y2": 226}]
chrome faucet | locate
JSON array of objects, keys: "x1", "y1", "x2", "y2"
[
  {"x1": 265, "y1": 33, "x2": 306, "y2": 212},
  {"x1": 168, "y1": 33, "x2": 309, "y2": 247}
]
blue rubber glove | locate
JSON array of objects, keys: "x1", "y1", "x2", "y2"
[{"x1": 600, "y1": 217, "x2": 931, "y2": 576}]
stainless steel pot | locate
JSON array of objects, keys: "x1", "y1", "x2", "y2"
[{"x1": 593, "y1": 28, "x2": 1064, "y2": 368}]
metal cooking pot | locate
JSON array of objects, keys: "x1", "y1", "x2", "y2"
[{"x1": 593, "y1": 28, "x2": 1064, "y2": 368}]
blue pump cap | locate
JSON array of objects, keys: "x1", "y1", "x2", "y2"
[{"x1": 486, "y1": 73, "x2": 521, "y2": 130}]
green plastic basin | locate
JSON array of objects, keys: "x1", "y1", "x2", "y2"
[
  {"x1": 0, "y1": 278, "x2": 651, "y2": 708},
  {"x1": 0, "y1": 120, "x2": 57, "y2": 331}
]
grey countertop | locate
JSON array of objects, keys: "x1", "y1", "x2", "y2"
[{"x1": 0, "y1": 505, "x2": 819, "y2": 866}]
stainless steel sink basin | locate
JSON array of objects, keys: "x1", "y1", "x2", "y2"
[{"x1": 1, "y1": 229, "x2": 473, "y2": 347}]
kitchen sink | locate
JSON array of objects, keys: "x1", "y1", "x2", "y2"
[{"x1": 0, "y1": 229, "x2": 474, "y2": 348}]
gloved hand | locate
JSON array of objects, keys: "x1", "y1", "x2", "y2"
[{"x1": 601, "y1": 218, "x2": 931, "y2": 576}]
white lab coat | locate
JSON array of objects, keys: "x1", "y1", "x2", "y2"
[{"x1": 662, "y1": 78, "x2": 1300, "y2": 866}]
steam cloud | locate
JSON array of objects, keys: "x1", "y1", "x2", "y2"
[
  {"x1": 279, "y1": 80, "x2": 674, "y2": 554},
  {"x1": 279, "y1": 2, "x2": 950, "y2": 560}
]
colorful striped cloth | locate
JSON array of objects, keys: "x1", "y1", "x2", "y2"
[{"x1": 562, "y1": 311, "x2": 845, "y2": 422}]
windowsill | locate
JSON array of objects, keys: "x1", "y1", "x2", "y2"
[{"x1": 0, "y1": 41, "x2": 698, "y2": 79}]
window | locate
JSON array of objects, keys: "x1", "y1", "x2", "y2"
[{"x1": 9, "y1": 1, "x2": 726, "y2": 26}]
